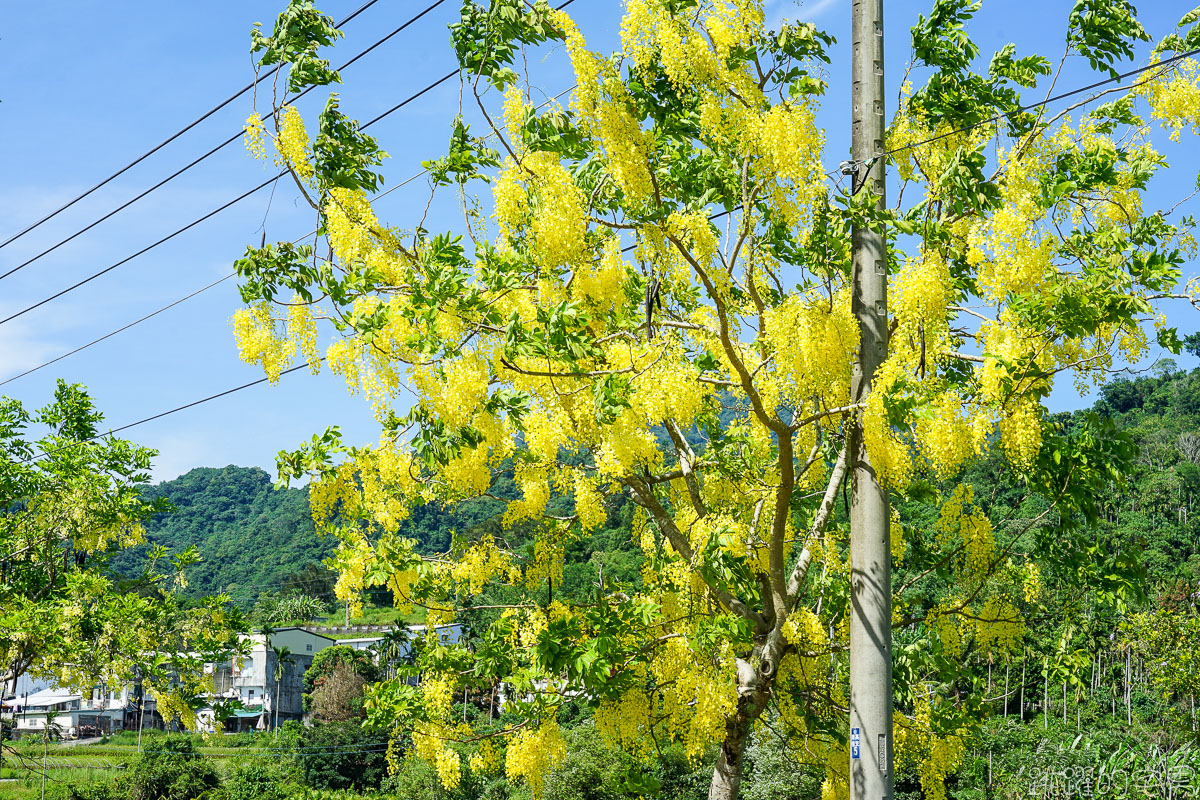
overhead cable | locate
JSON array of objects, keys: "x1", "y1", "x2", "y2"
[
  {"x1": 0, "y1": 0, "x2": 453, "y2": 282},
  {"x1": 0, "y1": 0, "x2": 389, "y2": 252},
  {"x1": 0, "y1": 0, "x2": 581, "y2": 327}
]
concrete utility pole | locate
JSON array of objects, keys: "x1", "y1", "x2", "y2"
[{"x1": 847, "y1": 0, "x2": 893, "y2": 798}]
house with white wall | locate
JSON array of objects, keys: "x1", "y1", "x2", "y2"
[
  {"x1": 7, "y1": 684, "x2": 138, "y2": 738},
  {"x1": 208, "y1": 627, "x2": 335, "y2": 731}
]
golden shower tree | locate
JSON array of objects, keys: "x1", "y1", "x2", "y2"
[{"x1": 232, "y1": 1, "x2": 1200, "y2": 797}]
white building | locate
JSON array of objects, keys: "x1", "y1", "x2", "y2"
[
  {"x1": 208, "y1": 627, "x2": 335, "y2": 731},
  {"x1": 337, "y1": 623, "x2": 463, "y2": 657},
  {"x1": 6, "y1": 684, "x2": 137, "y2": 738},
  {"x1": 2, "y1": 624, "x2": 463, "y2": 736}
]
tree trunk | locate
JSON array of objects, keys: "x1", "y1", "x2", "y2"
[
  {"x1": 1125, "y1": 650, "x2": 1131, "y2": 725},
  {"x1": 708, "y1": 684, "x2": 770, "y2": 800},
  {"x1": 1020, "y1": 654, "x2": 1026, "y2": 720},
  {"x1": 709, "y1": 712, "x2": 754, "y2": 800},
  {"x1": 1004, "y1": 664, "x2": 1010, "y2": 720}
]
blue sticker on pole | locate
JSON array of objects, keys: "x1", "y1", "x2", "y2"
[{"x1": 851, "y1": 727, "x2": 861, "y2": 759}]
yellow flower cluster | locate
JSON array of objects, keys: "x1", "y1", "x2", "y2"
[
  {"x1": 862, "y1": 362, "x2": 913, "y2": 489},
  {"x1": 974, "y1": 596, "x2": 1025, "y2": 655},
  {"x1": 277, "y1": 106, "x2": 314, "y2": 181},
  {"x1": 704, "y1": 0, "x2": 765, "y2": 61},
  {"x1": 1137, "y1": 58, "x2": 1200, "y2": 142},
  {"x1": 749, "y1": 102, "x2": 827, "y2": 233},
  {"x1": 937, "y1": 485, "x2": 994, "y2": 578},
  {"x1": 243, "y1": 113, "x2": 267, "y2": 160},
  {"x1": 412, "y1": 719, "x2": 463, "y2": 790},
  {"x1": 410, "y1": 352, "x2": 491, "y2": 431},
  {"x1": 452, "y1": 537, "x2": 512, "y2": 595},
  {"x1": 309, "y1": 461, "x2": 357, "y2": 527},
  {"x1": 895, "y1": 691, "x2": 966, "y2": 800},
  {"x1": 524, "y1": 527, "x2": 565, "y2": 589},
  {"x1": 975, "y1": 211, "x2": 1056, "y2": 302},
  {"x1": 493, "y1": 151, "x2": 587, "y2": 269},
  {"x1": 573, "y1": 471, "x2": 606, "y2": 532},
  {"x1": 506, "y1": 722, "x2": 567, "y2": 798},
  {"x1": 890, "y1": 506, "x2": 906, "y2": 566},
  {"x1": 595, "y1": 688, "x2": 656, "y2": 761},
  {"x1": 556, "y1": 9, "x2": 655, "y2": 206},
  {"x1": 573, "y1": 236, "x2": 627, "y2": 310},
  {"x1": 326, "y1": 525, "x2": 373, "y2": 616},
  {"x1": 528, "y1": 151, "x2": 588, "y2": 268},
  {"x1": 915, "y1": 391, "x2": 979, "y2": 477},
  {"x1": 468, "y1": 738, "x2": 503, "y2": 775},
  {"x1": 594, "y1": 410, "x2": 665, "y2": 478},
  {"x1": 492, "y1": 160, "x2": 528, "y2": 242},
  {"x1": 969, "y1": 127, "x2": 1060, "y2": 302},
  {"x1": 287, "y1": 297, "x2": 320, "y2": 373},
  {"x1": 762, "y1": 289, "x2": 858, "y2": 410},
  {"x1": 890, "y1": 251, "x2": 953, "y2": 370},
  {"x1": 651, "y1": 635, "x2": 738, "y2": 762},
  {"x1": 324, "y1": 187, "x2": 379, "y2": 266},
  {"x1": 436, "y1": 745, "x2": 462, "y2": 790},
  {"x1": 232, "y1": 302, "x2": 293, "y2": 382},
  {"x1": 503, "y1": 83, "x2": 526, "y2": 149},
  {"x1": 666, "y1": 211, "x2": 719, "y2": 283},
  {"x1": 997, "y1": 397, "x2": 1042, "y2": 470},
  {"x1": 622, "y1": 0, "x2": 716, "y2": 90},
  {"x1": 505, "y1": 465, "x2": 552, "y2": 527},
  {"x1": 353, "y1": 439, "x2": 420, "y2": 532}
]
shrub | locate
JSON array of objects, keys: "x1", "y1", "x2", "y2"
[
  {"x1": 380, "y1": 757, "x2": 453, "y2": 800},
  {"x1": 60, "y1": 784, "x2": 118, "y2": 800},
  {"x1": 542, "y1": 726, "x2": 631, "y2": 800},
  {"x1": 225, "y1": 760, "x2": 289, "y2": 800},
  {"x1": 293, "y1": 721, "x2": 387, "y2": 791},
  {"x1": 119, "y1": 737, "x2": 221, "y2": 800}
]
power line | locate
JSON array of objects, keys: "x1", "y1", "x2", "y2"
[
  {"x1": 0, "y1": 85, "x2": 576, "y2": 387},
  {"x1": 0, "y1": 0, "x2": 454, "y2": 283},
  {"x1": 0, "y1": 75, "x2": 463, "y2": 328},
  {"x1": 17, "y1": 358, "x2": 322, "y2": 463},
  {"x1": 0, "y1": 0, "x2": 386, "y2": 253},
  {"x1": 105, "y1": 360, "x2": 324, "y2": 440},
  {"x1": 0, "y1": 177, "x2": 279, "y2": 327},
  {"x1": 0, "y1": 273, "x2": 235, "y2": 389}
]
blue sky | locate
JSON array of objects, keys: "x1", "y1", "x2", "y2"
[{"x1": 0, "y1": 0, "x2": 1197, "y2": 483}]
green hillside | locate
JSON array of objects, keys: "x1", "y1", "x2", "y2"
[{"x1": 108, "y1": 466, "x2": 328, "y2": 599}]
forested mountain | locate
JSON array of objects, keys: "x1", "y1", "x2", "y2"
[
  {"x1": 109, "y1": 466, "x2": 328, "y2": 598},
  {"x1": 1091, "y1": 363, "x2": 1200, "y2": 581},
  {"x1": 109, "y1": 466, "x2": 513, "y2": 601}
]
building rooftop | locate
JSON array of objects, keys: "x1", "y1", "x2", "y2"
[{"x1": 21, "y1": 688, "x2": 81, "y2": 706}]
